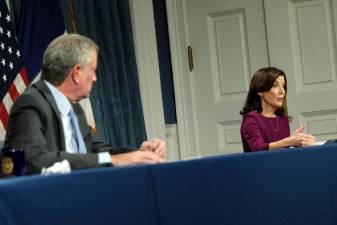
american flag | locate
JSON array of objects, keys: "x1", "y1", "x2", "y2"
[
  {"x1": 0, "y1": 0, "x2": 96, "y2": 140},
  {"x1": 0, "y1": 1, "x2": 29, "y2": 139}
]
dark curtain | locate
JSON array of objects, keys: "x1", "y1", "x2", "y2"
[
  {"x1": 58, "y1": 0, "x2": 147, "y2": 150},
  {"x1": 152, "y1": 0, "x2": 176, "y2": 124}
]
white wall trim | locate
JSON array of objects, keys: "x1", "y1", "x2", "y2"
[
  {"x1": 165, "y1": 0, "x2": 198, "y2": 158},
  {"x1": 129, "y1": 0, "x2": 166, "y2": 140},
  {"x1": 165, "y1": 124, "x2": 180, "y2": 161}
]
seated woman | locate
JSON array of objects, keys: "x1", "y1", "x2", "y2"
[{"x1": 240, "y1": 67, "x2": 315, "y2": 152}]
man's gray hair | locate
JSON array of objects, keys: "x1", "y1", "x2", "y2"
[{"x1": 41, "y1": 33, "x2": 99, "y2": 85}]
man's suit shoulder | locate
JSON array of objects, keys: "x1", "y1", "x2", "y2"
[{"x1": 9, "y1": 82, "x2": 58, "y2": 123}]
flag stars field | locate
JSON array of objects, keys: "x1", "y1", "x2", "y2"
[
  {"x1": 5, "y1": 14, "x2": 10, "y2": 22},
  {"x1": 0, "y1": 1, "x2": 28, "y2": 134},
  {"x1": 0, "y1": 0, "x2": 86, "y2": 139}
]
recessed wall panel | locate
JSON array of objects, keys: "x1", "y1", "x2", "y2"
[
  {"x1": 297, "y1": 3, "x2": 332, "y2": 84},
  {"x1": 217, "y1": 120, "x2": 243, "y2": 154},
  {"x1": 308, "y1": 118, "x2": 337, "y2": 135},
  {"x1": 289, "y1": 0, "x2": 337, "y2": 92},
  {"x1": 207, "y1": 9, "x2": 250, "y2": 101},
  {"x1": 300, "y1": 109, "x2": 337, "y2": 141}
]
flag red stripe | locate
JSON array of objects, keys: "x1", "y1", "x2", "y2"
[
  {"x1": 0, "y1": 3, "x2": 30, "y2": 135},
  {"x1": 0, "y1": 102, "x2": 9, "y2": 129},
  {"x1": 20, "y1": 67, "x2": 29, "y2": 86},
  {"x1": 8, "y1": 84, "x2": 20, "y2": 102}
]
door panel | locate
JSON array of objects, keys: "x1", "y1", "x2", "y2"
[
  {"x1": 265, "y1": 0, "x2": 337, "y2": 141},
  {"x1": 185, "y1": 0, "x2": 269, "y2": 155},
  {"x1": 170, "y1": 0, "x2": 337, "y2": 158}
]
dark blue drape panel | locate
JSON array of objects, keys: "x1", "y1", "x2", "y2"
[
  {"x1": 59, "y1": 0, "x2": 147, "y2": 150},
  {"x1": 17, "y1": 1, "x2": 65, "y2": 82},
  {"x1": 152, "y1": 0, "x2": 177, "y2": 124}
]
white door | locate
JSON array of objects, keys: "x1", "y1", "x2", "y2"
[
  {"x1": 265, "y1": 0, "x2": 337, "y2": 141},
  {"x1": 184, "y1": 0, "x2": 269, "y2": 155},
  {"x1": 168, "y1": 0, "x2": 337, "y2": 159}
]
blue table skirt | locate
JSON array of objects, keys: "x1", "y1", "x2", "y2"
[{"x1": 1, "y1": 143, "x2": 337, "y2": 225}]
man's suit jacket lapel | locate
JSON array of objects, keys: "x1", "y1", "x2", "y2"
[{"x1": 33, "y1": 80, "x2": 67, "y2": 151}]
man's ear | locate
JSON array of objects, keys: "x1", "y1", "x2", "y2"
[{"x1": 71, "y1": 65, "x2": 81, "y2": 84}]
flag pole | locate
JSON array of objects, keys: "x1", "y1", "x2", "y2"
[
  {"x1": 68, "y1": 0, "x2": 97, "y2": 132},
  {"x1": 69, "y1": 0, "x2": 77, "y2": 33}
]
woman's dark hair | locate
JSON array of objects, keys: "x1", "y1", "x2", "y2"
[{"x1": 240, "y1": 67, "x2": 289, "y2": 117}]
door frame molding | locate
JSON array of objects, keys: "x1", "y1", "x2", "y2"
[
  {"x1": 129, "y1": 0, "x2": 166, "y2": 140},
  {"x1": 165, "y1": 0, "x2": 199, "y2": 158},
  {"x1": 130, "y1": 0, "x2": 200, "y2": 159}
]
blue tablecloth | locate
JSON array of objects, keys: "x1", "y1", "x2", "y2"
[
  {"x1": 1, "y1": 143, "x2": 337, "y2": 225},
  {"x1": 150, "y1": 144, "x2": 337, "y2": 225},
  {"x1": 0, "y1": 166, "x2": 159, "y2": 225}
]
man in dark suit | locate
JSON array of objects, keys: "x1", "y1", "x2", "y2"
[{"x1": 4, "y1": 33, "x2": 166, "y2": 174}]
